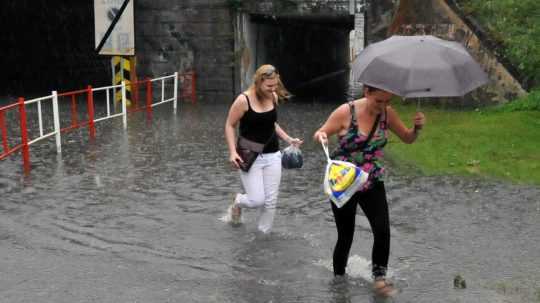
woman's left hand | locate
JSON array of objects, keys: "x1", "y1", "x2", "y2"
[{"x1": 413, "y1": 112, "x2": 426, "y2": 130}]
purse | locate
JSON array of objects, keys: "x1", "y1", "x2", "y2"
[
  {"x1": 236, "y1": 131, "x2": 276, "y2": 172},
  {"x1": 236, "y1": 137, "x2": 264, "y2": 172}
]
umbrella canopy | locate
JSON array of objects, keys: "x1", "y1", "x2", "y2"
[{"x1": 351, "y1": 35, "x2": 489, "y2": 98}]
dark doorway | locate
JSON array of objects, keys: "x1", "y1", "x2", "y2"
[
  {"x1": 0, "y1": 0, "x2": 110, "y2": 96},
  {"x1": 249, "y1": 14, "x2": 354, "y2": 102}
]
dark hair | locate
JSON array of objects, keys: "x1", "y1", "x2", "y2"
[{"x1": 364, "y1": 85, "x2": 383, "y2": 93}]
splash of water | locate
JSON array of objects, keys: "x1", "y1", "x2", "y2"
[
  {"x1": 218, "y1": 204, "x2": 243, "y2": 224},
  {"x1": 315, "y1": 254, "x2": 394, "y2": 282}
]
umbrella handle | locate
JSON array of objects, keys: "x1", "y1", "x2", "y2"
[
  {"x1": 403, "y1": 97, "x2": 422, "y2": 111},
  {"x1": 403, "y1": 97, "x2": 421, "y2": 111}
]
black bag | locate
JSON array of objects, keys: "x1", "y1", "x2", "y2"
[
  {"x1": 236, "y1": 136, "x2": 265, "y2": 172},
  {"x1": 281, "y1": 145, "x2": 303, "y2": 169}
]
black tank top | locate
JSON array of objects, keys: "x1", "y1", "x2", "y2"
[{"x1": 239, "y1": 93, "x2": 279, "y2": 153}]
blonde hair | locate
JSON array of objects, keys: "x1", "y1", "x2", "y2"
[{"x1": 249, "y1": 64, "x2": 291, "y2": 103}]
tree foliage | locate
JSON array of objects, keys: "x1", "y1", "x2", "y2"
[{"x1": 458, "y1": 0, "x2": 540, "y2": 89}]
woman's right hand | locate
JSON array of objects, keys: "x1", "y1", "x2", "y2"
[
  {"x1": 230, "y1": 151, "x2": 243, "y2": 169},
  {"x1": 314, "y1": 131, "x2": 328, "y2": 145}
]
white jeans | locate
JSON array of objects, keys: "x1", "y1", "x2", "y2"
[{"x1": 236, "y1": 151, "x2": 282, "y2": 233}]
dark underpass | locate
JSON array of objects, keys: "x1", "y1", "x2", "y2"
[
  {"x1": 2, "y1": 2, "x2": 357, "y2": 103},
  {"x1": 246, "y1": 14, "x2": 354, "y2": 102},
  {"x1": 0, "y1": 1, "x2": 110, "y2": 96}
]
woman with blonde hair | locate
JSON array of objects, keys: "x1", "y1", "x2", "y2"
[{"x1": 224, "y1": 64, "x2": 303, "y2": 233}]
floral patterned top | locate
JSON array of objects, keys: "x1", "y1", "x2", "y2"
[{"x1": 330, "y1": 102, "x2": 388, "y2": 192}]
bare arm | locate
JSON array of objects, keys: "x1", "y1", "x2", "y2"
[
  {"x1": 273, "y1": 92, "x2": 303, "y2": 146},
  {"x1": 313, "y1": 103, "x2": 350, "y2": 143},
  {"x1": 224, "y1": 95, "x2": 248, "y2": 168},
  {"x1": 275, "y1": 123, "x2": 303, "y2": 147},
  {"x1": 386, "y1": 106, "x2": 425, "y2": 144}
]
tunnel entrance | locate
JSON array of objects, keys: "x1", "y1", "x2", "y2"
[
  {"x1": 0, "y1": 0, "x2": 110, "y2": 96},
  {"x1": 239, "y1": 14, "x2": 354, "y2": 102}
]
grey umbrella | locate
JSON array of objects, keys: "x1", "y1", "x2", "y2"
[{"x1": 351, "y1": 35, "x2": 489, "y2": 98}]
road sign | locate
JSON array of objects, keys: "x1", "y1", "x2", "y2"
[{"x1": 94, "y1": 0, "x2": 135, "y2": 55}]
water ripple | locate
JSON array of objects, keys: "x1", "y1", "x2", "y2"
[{"x1": 0, "y1": 102, "x2": 539, "y2": 302}]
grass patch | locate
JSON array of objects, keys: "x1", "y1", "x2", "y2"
[
  {"x1": 491, "y1": 89, "x2": 540, "y2": 112},
  {"x1": 386, "y1": 102, "x2": 540, "y2": 185}
]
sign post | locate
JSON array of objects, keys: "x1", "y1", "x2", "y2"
[
  {"x1": 94, "y1": 0, "x2": 134, "y2": 56},
  {"x1": 94, "y1": 0, "x2": 135, "y2": 106}
]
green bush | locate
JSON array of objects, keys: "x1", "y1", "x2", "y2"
[
  {"x1": 493, "y1": 89, "x2": 540, "y2": 112},
  {"x1": 458, "y1": 0, "x2": 540, "y2": 88}
]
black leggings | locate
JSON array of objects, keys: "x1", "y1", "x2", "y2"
[{"x1": 331, "y1": 181, "x2": 390, "y2": 278}]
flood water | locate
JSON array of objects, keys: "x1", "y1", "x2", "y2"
[{"x1": 1, "y1": 100, "x2": 539, "y2": 303}]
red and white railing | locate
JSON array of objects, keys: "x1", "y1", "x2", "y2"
[{"x1": 1, "y1": 71, "x2": 196, "y2": 174}]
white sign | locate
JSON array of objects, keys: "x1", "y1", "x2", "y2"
[{"x1": 94, "y1": 0, "x2": 135, "y2": 55}]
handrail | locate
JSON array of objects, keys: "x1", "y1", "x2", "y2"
[
  {"x1": 57, "y1": 88, "x2": 88, "y2": 97},
  {"x1": 0, "y1": 102, "x2": 19, "y2": 112},
  {"x1": 0, "y1": 72, "x2": 181, "y2": 174},
  {"x1": 148, "y1": 74, "x2": 176, "y2": 82},
  {"x1": 24, "y1": 93, "x2": 61, "y2": 151}
]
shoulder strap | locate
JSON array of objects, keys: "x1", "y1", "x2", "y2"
[
  {"x1": 265, "y1": 129, "x2": 276, "y2": 147},
  {"x1": 383, "y1": 106, "x2": 388, "y2": 128},
  {"x1": 348, "y1": 101, "x2": 357, "y2": 125},
  {"x1": 241, "y1": 93, "x2": 252, "y2": 111},
  {"x1": 361, "y1": 114, "x2": 381, "y2": 150}
]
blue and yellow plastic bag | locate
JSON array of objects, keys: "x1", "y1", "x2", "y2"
[{"x1": 322, "y1": 142, "x2": 368, "y2": 208}]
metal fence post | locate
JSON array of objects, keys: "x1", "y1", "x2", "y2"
[
  {"x1": 146, "y1": 78, "x2": 153, "y2": 110},
  {"x1": 173, "y1": 72, "x2": 178, "y2": 112},
  {"x1": 18, "y1": 97, "x2": 30, "y2": 173},
  {"x1": 191, "y1": 71, "x2": 196, "y2": 104},
  {"x1": 145, "y1": 78, "x2": 153, "y2": 121},
  {"x1": 161, "y1": 78, "x2": 165, "y2": 104},
  {"x1": 121, "y1": 81, "x2": 127, "y2": 129},
  {"x1": 0, "y1": 111, "x2": 8, "y2": 153},
  {"x1": 87, "y1": 85, "x2": 96, "y2": 139},
  {"x1": 52, "y1": 91, "x2": 62, "y2": 154}
]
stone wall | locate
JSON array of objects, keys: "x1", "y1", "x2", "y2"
[
  {"x1": 239, "y1": 0, "x2": 351, "y2": 14},
  {"x1": 133, "y1": 0, "x2": 398, "y2": 102},
  {"x1": 135, "y1": 0, "x2": 235, "y2": 102},
  {"x1": 236, "y1": 0, "x2": 395, "y2": 41}
]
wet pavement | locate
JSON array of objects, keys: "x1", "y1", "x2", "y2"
[{"x1": 1, "y1": 101, "x2": 539, "y2": 303}]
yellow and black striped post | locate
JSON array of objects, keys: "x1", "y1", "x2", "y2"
[{"x1": 111, "y1": 56, "x2": 135, "y2": 107}]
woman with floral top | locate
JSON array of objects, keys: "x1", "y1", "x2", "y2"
[{"x1": 313, "y1": 85, "x2": 425, "y2": 296}]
